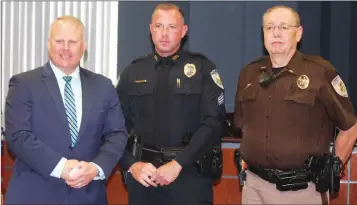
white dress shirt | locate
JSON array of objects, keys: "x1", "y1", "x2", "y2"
[{"x1": 49, "y1": 61, "x2": 105, "y2": 180}]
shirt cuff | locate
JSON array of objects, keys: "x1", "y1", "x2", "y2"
[
  {"x1": 91, "y1": 162, "x2": 105, "y2": 180},
  {"x1": 50, "y1": 157, "x2": 67, "y2": 178}
]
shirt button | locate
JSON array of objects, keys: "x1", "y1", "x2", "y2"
[
  {"x1": 266, "y1": 115, "x2": 269, "y2": 119},
  {"x1": 268, "y1": 96, "x2": 272, "y2": 99},
  {"x1": 265, "y1": 135, "x2": 268, "y2": 138}
]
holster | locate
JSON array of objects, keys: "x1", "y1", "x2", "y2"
[
  {"x1": 120, "y1": 133, "x2": 143, "y2": 185},
  {"x1": 196, "y1": 144, "x2": 223, "y2": 181},
  {"x1": 126, "y1": 132, "x2": 143, "y2": 160},
  {"x1": 234, "y1": 149, "x2": 247, "y2": 188},
  {"x1": 307, "y1": 154, "x2": 342, "y2": 195}
]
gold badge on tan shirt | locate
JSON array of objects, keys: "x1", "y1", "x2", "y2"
[
  {"x1": 296, "y1": 75, "x2": 309, "y2": 89},
  {"x1": 184, "y1": 63, "x2": 196, "y2": 78}
]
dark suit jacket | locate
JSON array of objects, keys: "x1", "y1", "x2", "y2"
[{"x1": 4, "y1": 62, "x2": 128, "y2": 204}]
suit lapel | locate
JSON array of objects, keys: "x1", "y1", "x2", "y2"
[
  {"x1": 77, "y1": 68, "x2": 92, "y2": 142},
  {"x1": 42, "y1": 62, "x2": 69, "y2": 130}
]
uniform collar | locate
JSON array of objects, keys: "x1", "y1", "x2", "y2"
[
  {"x1": 153, "y1": 49, "x2": 182, "y2": 68},
  {"x1": 285, "y1": 51, "x2": 305, "y2": 76},
  {"x1": 262, "y1": 51, "x2": 305, "y2": 77}
]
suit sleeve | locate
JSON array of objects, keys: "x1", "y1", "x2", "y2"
[
  {"x1": 116, "y1": 68, "x2": 137, "y2": 170},
  {"x1": 91, "y1": 79, "x2": 128, "y2": 177},
  {"x1": 5, "y1": 75, "x2": 63, "y2": 177},
  {"x1": 175, "y1": 59, "x2": 226, "y2": 166}
]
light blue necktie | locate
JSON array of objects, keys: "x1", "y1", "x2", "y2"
[{"x1": 63, "y1": 76, "x2": 78, "y2": 147}]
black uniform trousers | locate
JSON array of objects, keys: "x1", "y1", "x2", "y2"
[{"x1": 127, "y1": 165, "x2": 213, "y2": 205}]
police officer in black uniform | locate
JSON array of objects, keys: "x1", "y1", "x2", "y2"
[{"x1": 116, "y1": 3, "x2": 225, "y2": 205}]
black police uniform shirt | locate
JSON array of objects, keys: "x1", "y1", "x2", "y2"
[{"x1": 116, "y1": 49, "x2": 226, "y2": 170}]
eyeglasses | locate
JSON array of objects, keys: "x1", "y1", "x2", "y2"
[{"x1": 263, "y1": 24, "x2": 299, "y2": 32}]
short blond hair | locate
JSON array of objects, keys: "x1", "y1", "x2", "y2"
[
  {"x1": 49, "y1": 15, "x2": 85, "y2": 40},
  {"x1": 262, "y1": 5, "x2": 301, "y2": 26},
  {"x1": 152, "y1": 3, "x2": 185, "y2": 24}
]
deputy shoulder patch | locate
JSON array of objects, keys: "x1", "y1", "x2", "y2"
[
  {"x1": 331, "y1": 75, "x2": 348, "y2": 97},
  {"x1": 210, "y1": 69, "x2": 224, "y2": 89}
]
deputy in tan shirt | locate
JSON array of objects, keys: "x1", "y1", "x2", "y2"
[{"x1": 234, "y1": 5, "x2": 357, "y2": 205}]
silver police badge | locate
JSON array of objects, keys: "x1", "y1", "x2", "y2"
[
  {"x1": 297, "y1": 75, "x2": 309, "y2": 89},
  {"x1": 184, "y1": 63, "x2": 196, "y2": 78}
]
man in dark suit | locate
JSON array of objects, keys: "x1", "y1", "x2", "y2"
[{"x1": 4, "y1": 15, "x2": 128, "y2": 204}]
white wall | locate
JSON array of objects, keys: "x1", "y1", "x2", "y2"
[{"x1": 0, "y1": 1, "x2": 119, "y2": 128}]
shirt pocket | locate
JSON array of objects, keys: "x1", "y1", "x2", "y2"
[
  {"x1": 173, "y1": 78, "x2": 202, "y2": 117},
  {"x1": 284, "y1": 89, "x2": 317, "y2": 106},
  {"x1": 238, "y1": 83, "x2": 259, "y2": 105},
  {"x1": 237, "y1": 83, "x2": 259, "y2": 122},
  {"x1": 127, "y1": 82, "x2": 155, "y2": 117},
  {"x1": 283, "y1": 88, "x2": 318, "y2": 128}
]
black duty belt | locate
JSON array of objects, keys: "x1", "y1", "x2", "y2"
[
  {"x1": 140, "y1": 147, "x2": 163, "y2": 167},
  {"x1": 140, "y1": 145, "x2": 184, "y2": 167},
  {"x1": 248, "y1": 164, "x2": 311, "y2": 191},
  {"x1": 248, "y1": 165, "x2": 280, "y2": 184}
]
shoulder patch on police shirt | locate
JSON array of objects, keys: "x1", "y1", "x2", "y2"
[
  {"x1": 331, "y1": 75, "x2": 348, "y2": 97},
  {"x1": 211, "y1": 69, "x2": 224, "y2": 89}
]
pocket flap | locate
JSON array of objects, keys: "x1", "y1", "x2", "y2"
[
  {"x1": 284, "y1": 91, "x2": 316, "y2": 106},
  {"x1": 127, "y1": 82, "x2": 154, "y2": 95},
  {"x1": 239, "y1": 83, "x2": 258, "y2": 101}
]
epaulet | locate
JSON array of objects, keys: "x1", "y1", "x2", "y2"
[
  {"x1": 131, "y1": 54, "x2": 150, "y2": 64},
  {"x1": 244, "y1": 56, "x2": 268, "y2": 67},
  {"x1": 188, "y1": 52, "x2": 208, "y2": 60},
  {"x1": 303, "y1": 55, "x2": 336, "y2": 72}
]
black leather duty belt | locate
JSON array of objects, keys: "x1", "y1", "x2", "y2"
[{"x1": 248, "y1": 165, "x2": 280, "y2": 184}]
